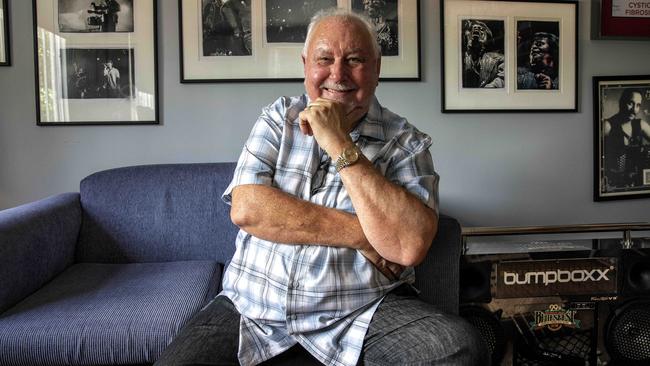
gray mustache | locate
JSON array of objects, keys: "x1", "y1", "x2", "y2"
[{"x1": 319, "y1": 83, "x2": 356, "y2": 92}]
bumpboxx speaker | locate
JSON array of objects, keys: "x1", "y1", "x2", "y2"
[{"x1": 459, "y1": 239, "x2": 650, "y2": 366}]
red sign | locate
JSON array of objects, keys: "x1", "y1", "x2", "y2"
[{"x1": 600, "y1": 0, "x2": 650, "y2": 38}]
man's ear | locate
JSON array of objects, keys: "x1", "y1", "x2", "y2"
[{"x1": 302, "y1": 53, "x2": 307, "y2": 75}]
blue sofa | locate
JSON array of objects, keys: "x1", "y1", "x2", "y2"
[{"x1": 0, "y1": 163, "x2": 462, "y2": 365}]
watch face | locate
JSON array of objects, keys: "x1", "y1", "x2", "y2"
[{"x1": 344, "y1": 146, "x2": 359, "y2": 162}]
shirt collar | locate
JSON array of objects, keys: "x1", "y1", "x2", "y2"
[{"x1": 349, "y1": 96, "x2": 385, "y2": 143}]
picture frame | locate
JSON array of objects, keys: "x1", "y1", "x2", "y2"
[
  {"x1": 33, "y1": 0, "x2": 159, "y2": 125},
  {"x1": 0, "y1": 0, "x2": 10, "y2": 66},
  {"x1": 440, "y1": 0, "x2": 578, "y2": 113},
  {"x1": 591, "y1": 0, "x2": 650, "y2": 40},
  {"x1": 179, "y1": 0, "x2": 420, "y2": 82},
  {"x1": 593, "y1": 75, "x2": 650, "y2": 201}
]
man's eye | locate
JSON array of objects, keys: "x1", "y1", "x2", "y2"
[
  {"x1": 317, "y1": 57, "x2": 332, "y2": 64},
  {"x1": 348, "y1": 57, "x2": 364, "y2": 65}
]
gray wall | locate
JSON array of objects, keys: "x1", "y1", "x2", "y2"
[{"x1": 0, "y1": 0, "x2": 648, "y2": 227}]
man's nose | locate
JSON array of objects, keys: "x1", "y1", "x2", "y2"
[{"x1": 328, "y1": 59, "x2": 348, "y2": 81}]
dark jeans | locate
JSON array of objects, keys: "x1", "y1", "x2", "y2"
[{"x1": 155, "y1": 288, "x2": 486, "y2": 366}]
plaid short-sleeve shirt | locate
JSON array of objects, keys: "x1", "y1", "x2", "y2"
[{"x1": 220, "y1": 95, "x2": 438, "y2": 366}]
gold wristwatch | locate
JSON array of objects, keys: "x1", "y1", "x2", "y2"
[{"x1": 335, "y1": 144, "x2": 360, "y2": 172}]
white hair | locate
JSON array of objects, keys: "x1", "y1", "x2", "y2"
[{"x1": 302, "y1": 8, "x2": 381, "y2": 58}]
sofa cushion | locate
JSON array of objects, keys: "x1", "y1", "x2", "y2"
[{"x1": 0, "y1": 261, "x2": 222, "y2": 366}]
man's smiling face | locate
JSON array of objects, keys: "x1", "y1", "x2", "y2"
[{"x1": 302, "y1": 17, "x2": 381, "y2": 122}]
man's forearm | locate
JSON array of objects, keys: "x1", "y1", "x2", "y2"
[
  {"x1": 230, "y1": 184, "x2": 367, "y2": 249},
  {"x1": 339, "y1": 155, "x2": 438, "y2": 267}
]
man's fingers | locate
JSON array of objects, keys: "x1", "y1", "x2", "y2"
[
  {"x1": 297, "y1": 111, "x2": 313, "y2": 136},
  {"x1": 307, "y1": 101, "x2": 324, "y2": 110},
  {"x1": 359, "y1": 248, "x2": 403, "y2": 281},
  {"x1": 388, "y1": 263, "x2": 405, "y2": 278}
]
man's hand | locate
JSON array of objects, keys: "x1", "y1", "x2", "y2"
[
  {"x1": 535, "y1": 73, "x2": 553, "y2": 89},
  {"x1": 297, "y1": 98, "x2": 356, "y2": 157},
  {"x1": 358, "y1": 243, "x2": 405, "y2": 281}
]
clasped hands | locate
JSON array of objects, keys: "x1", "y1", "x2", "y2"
[{"x1": 298, "y1": 98, "x2": 404, "y2": 281}]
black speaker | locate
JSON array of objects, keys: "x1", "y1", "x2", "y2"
[
  {"x1": 603, "y1": 298, "x2": 650, "y2": 365},
  {"x1": 602, "y1": 248, "x2": 650, "y2": 365},
  {"x1": 460, "y1": 259, "x2": 493, "y2": 303},
  {"x1": 620, "y1": 249, "x2": 650, "y2": 297},
  {"x1": 460, "y1": 304, "x2": 507, "y2": 366}
]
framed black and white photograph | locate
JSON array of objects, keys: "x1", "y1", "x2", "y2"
[
  {"x1": 62, "y1": 48, "x2": 135, "y2": 99},
  {"x1": 460, "y1": 18, "x2": 505, "y2": 88},
  {"x1": 593, "y1": 75, "x2": 650, "y2": 201},
  {"x1": 201, "y1": 0, "x2": 251, "y2": 56},
  {"x1": 180, "y1": 0, "x2": 420, "y2": 82},
  {"x1": 351, "y1": 0, "x2": 398, "y2": 56},
  {"x1": 0, "y1": 0, "x2": 10, "y2": 66},
  {"x1": 516, "y1": 20, "x2": 559, "y2": 91},
  {"x1": 58, "y1": 0, "x2": 134, "y2": 33},
  {"x1": 266, "y1": 0, "x2": 335, "y2": 43},
  {"x1": 33, "y1": 0, "x2": 158, "y2": 125},
  {"x1": 441, "y1": 0, "x2": 578, "y2": 113}
]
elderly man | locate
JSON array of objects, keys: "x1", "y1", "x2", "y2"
[{"x1": 155, "y1": 8, "x2": 484, "y2": 366}]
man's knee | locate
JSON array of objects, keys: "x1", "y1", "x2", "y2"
[
  {"x1": 439, "y1": 315, "x2": 488, "y2": 365},
  {"x1": 154, "y1": 296, "x2": 241, "y2": 366},
  {"x1": 415, "y1": 314, "x2": 487, "y2": 365},
  {"x1": 363, "y1": 313, "x2": 488, "y2": 365}
]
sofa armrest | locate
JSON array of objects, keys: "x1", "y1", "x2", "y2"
[
  {"x1": 414, "y1": 214, "x2": 462, "y2": 315},
  {"x1": 0, "y1": 193, "x2": 81, "y2": 313}
]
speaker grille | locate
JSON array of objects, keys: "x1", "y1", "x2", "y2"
[
  {"x1": 514, "y1": 330, "x2": 591, "y2": 366},
  {"x1": 605, "y1": 299, "x2": 650, "y2": 363},
  {"x1": 460, "y1": 305, "x2": 506, "y2": 365}
]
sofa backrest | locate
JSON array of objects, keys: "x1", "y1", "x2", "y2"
[
  {"x1": 75, "y1": 162, "x2": 461, "y2": 312},
  {"x1": 76, "y1": 163, "x2": 238, "y2": 264}
]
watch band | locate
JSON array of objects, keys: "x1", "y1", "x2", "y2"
[{"x1": 335, "y1": 156, "x2": 351, "y2": 172}]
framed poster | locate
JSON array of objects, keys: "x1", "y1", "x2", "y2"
[
  {"x1": 591, "y1": 0, "x2": 650, "y2": 40},
  {"x1": 441, "y1": 0, "x2": 578, "y2": 113},
  {"x1": 0, "y1": 0, "x2": 10, "y2": 66},
  {"x1": 593, "y1": 75, "x2": 650, "y2": 201},
  {"x1": 179, "y1": 0, "x2": 420, "y2": 82},
  {"x1": 33, "y1": 0, "x2": 159, "y2": 125}
]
